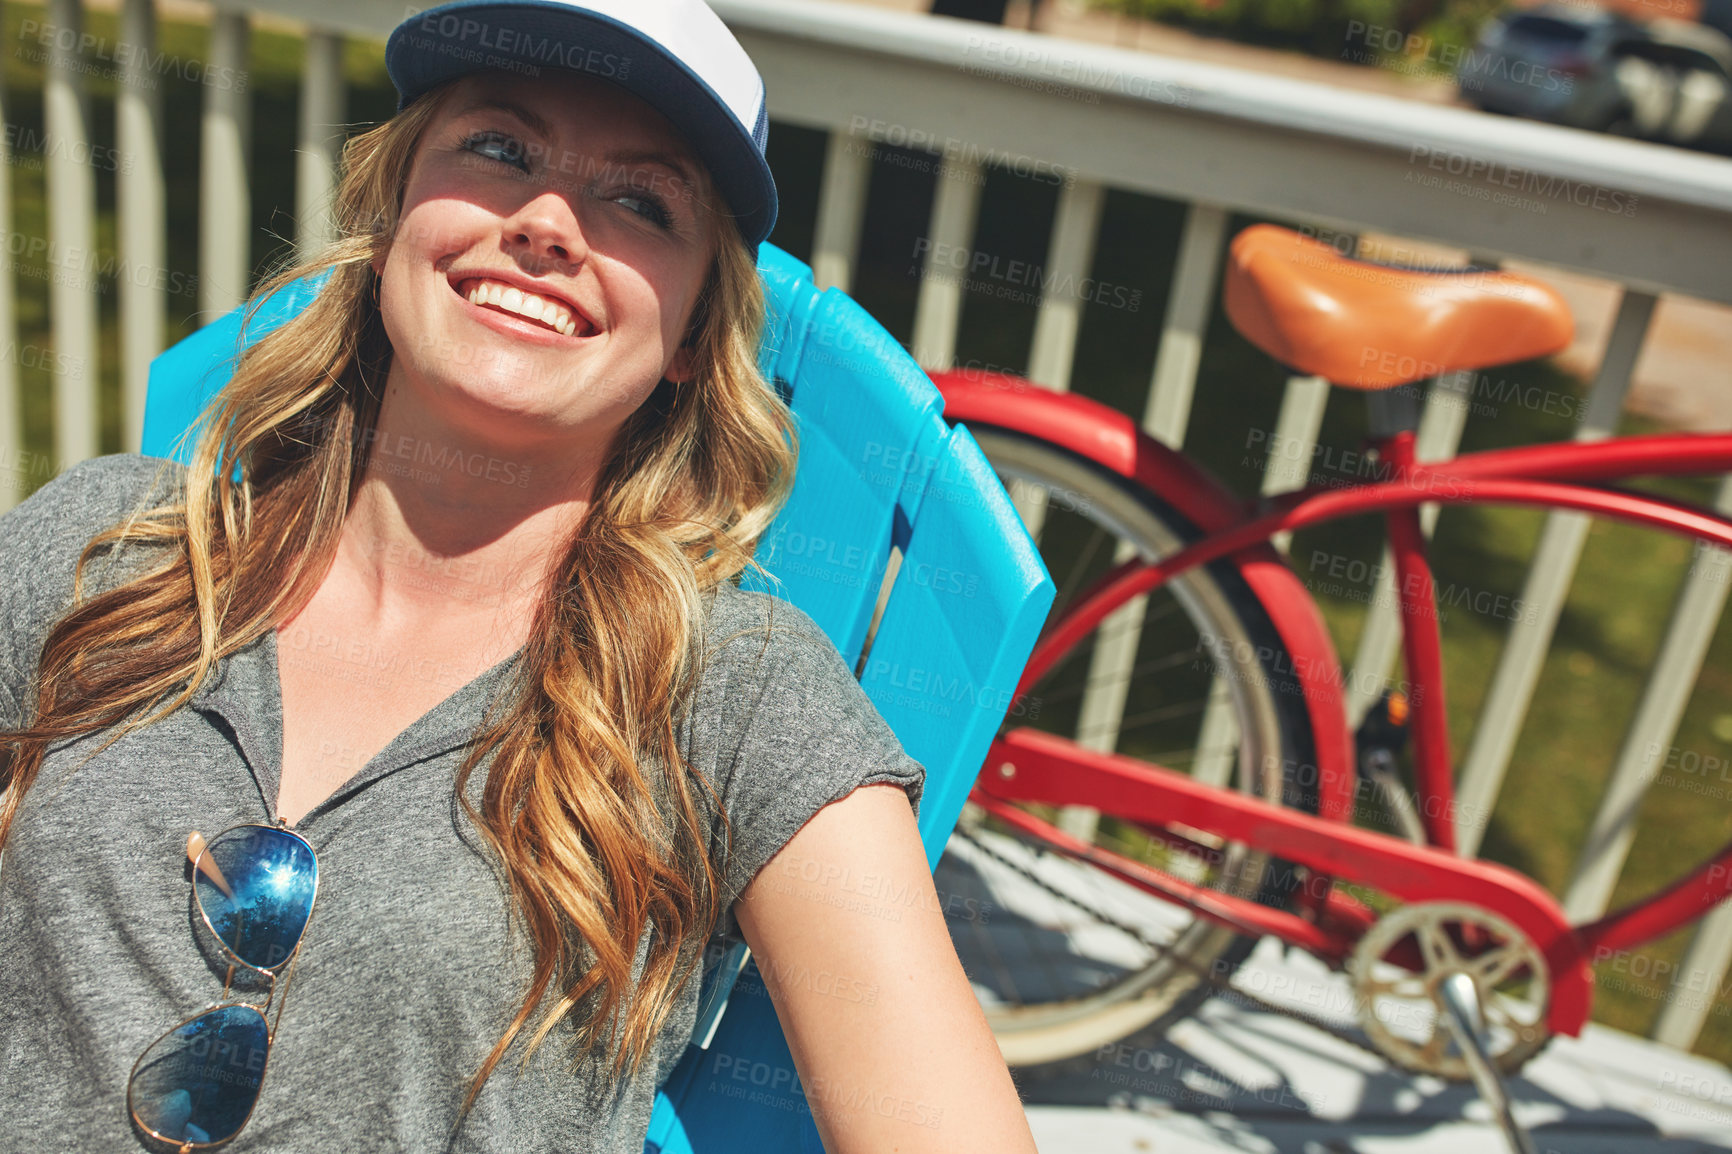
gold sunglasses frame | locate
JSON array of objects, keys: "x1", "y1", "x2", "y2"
[{"x1": 126, "y1": 819, "x2": 320, "y2": 1154}]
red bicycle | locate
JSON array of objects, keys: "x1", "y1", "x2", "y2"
[{"x1": 926, "y1": 224, "x2": 1732, "y2": 1097}]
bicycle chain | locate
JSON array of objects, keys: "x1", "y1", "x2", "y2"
[{"x1": 950, "y1": 823, "x2": 1394, "y2": 1064}]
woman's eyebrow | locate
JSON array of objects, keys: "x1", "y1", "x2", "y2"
[
  {"x1": 454, "y1": 96, "x2": 555, "y2": 141},
  {"x1": 604, "y1": 150, "x2": 699, "y2": 191},
  {"x1": 451, "y1": 99, "x2": 698, "y2": 190}
]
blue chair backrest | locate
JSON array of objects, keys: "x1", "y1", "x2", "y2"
[{"x1": 143, "y1": 242, "x2": 1054, "y2": 1154}]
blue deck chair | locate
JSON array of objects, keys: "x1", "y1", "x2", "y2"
[{"x1": 142, "y1": 242, "x2": 1055, "y2": 1153}]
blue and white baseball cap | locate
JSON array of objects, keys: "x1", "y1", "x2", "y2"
[{"x1": 386, "y1": 0, "x2": 778, "y2": 248}]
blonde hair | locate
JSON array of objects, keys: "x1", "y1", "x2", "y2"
[{"x1": 0, "y1": 75, "x2": 798, "y2": 1116}]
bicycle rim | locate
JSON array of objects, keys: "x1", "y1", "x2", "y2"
[{"x1": 940, "y1": 427, "x2": 1319, "y2": 1066}]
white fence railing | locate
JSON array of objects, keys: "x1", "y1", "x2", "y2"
[{"x1": 13, "y1": 0, "x2": 1732, "y2": 1053}]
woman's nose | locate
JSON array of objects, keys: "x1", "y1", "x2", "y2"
[{"x1": 505, "y1": 189, "x2": 589, "y2": 271}]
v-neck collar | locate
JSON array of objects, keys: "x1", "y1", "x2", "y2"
[{"x1": 190, "y1": 627, "x2": 526, "y2": 829}]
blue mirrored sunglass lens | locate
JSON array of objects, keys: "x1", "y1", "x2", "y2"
[
  {"x1": 194, "y1": 827, "x2": 316, "y2": 971},
  {"x1": 129, "y1": 1005, "x2": 269, "y2": 1145}
]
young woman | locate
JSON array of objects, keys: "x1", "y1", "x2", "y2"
[{"x1": 0, "y1": 1, "x2": 1040, "y2": 1151}]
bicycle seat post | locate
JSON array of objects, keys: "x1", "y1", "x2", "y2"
[{"x1": 1364, "y1": 381, "x2": 1422, "y2": 442}]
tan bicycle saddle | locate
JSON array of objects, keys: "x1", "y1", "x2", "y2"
[{"x1": 1223, "y1": 223, "x2": 1575, "y2": 389}]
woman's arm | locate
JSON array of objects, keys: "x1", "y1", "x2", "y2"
[{"x1": 734, "y1": 782, "x2": 1039, "y2": 1154}]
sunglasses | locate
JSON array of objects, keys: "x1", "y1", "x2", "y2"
[{"x1": 127, "y1": 822, "x2": 319, "y2": 1152}]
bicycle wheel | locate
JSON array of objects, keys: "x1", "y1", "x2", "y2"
[{"x1": 937, "y1": 425, "x2": 1320, "y2": 1066}]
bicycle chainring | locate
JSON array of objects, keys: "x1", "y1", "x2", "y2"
[{"x1": 1349, "y1": 900, "x2": 1553, "y2": 1080}]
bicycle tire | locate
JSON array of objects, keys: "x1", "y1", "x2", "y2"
[{"x1": 937, "y1": 425, "x2": 1321, "y2": 1066}]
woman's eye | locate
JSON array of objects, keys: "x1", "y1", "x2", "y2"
[
  {"x1": 460, "y1": 130, "x2": 529, "y2": 173},
  {"x1": 610, "y1": 193, "x2": 672, "y2": 230}
]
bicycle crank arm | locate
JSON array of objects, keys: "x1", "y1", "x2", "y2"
[
  {"x1": 979, "y1": 726, "x2": 1593, "y2": 1037},
  {"x1": 1438, "y1": 973, "x2": 1541, "y2": 1154}
]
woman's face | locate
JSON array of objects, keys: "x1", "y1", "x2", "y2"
[{"x1": 373, "y1": 69, "x2": 716, "y2": 458}]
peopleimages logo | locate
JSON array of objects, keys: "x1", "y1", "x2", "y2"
[
  {"x1": 913, "y1": 239, "x2": 1143, "y2": 312},
  {"x1": 1407, "y1": 145, "x2": 1640, "y2": 218},
  {"x1": 847, "y1": 116, "x2": 1076, "y2": 187},
  {"x1": 412, "y1": 14, "x2": 630, "y2": 79},
  {"x1": 16, "y1": 17, "x2": 248, "y2": 93},
  {"x1": 1341, "y1": 21, "x2": 1576, "y2": 95},
  {"x1": 961, "y1": 33, "x2": 1194, "y2": 107}
]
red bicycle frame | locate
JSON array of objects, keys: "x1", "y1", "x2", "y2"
[{"x1": 935, "y1": 369, "x2": 1732, "y2": 1039}]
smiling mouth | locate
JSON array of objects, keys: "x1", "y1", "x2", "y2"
[{"x1": 454, "y1": 277, "x2": 594, "y2": 338}]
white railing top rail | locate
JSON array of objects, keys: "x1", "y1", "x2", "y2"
[
  {"x1": 245, "y1": 0, "x2": 1732, "y2": 302},
  {"x1": 717, "y1": 0, "x2": 1732, "y2": 216}
]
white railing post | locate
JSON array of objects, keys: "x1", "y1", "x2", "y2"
[
  {"x1": 1655, "y1": 901, "x2": 1732, "y2": 1050},
  {"x1": 1259, "y1": 374, "x2": 1331, "y2": 562},
  {"x1": 1260, "y1": 375, "x2": 1331, "y2": 501},
  {"x1": 46, "y1": 0, "x2": 99, "y2": 470},
  {"x1": 1143, "y1": 202, "x2": 1225, "y2": 449},
  {"x1": 119, "y1": 0, "x2": 166, "y2": 454},
  {"x1": 296, "y1": 29, "x2": 346, "y2": 264},
  {"x1": 1455, "y1": 290, "x2": 1657, "y2": 857},
  {"x1": 1025, "y1": 178, "x2": 1103, "y2": 394},
  {"x1": 201, "y1": 11, "x2": 253, "y2": 317},
  {"x1": 910, "y1": 157, "x2": 982, "y2": 371},
  {"x1": 811, "y1": 129, "x2": 870, "y2": 294}
]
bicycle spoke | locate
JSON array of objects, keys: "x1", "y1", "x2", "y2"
[
  {"x1": 1470, "y1": 944, "x2": 1527, "y2": 988},
  {"x1": 1114, "y1": 699, "x2": 1210, "y2": 732},
  {"x1": 1036, "y1": 648, "x2": 1203, "y2": 709},
  {"x1": 1417, "y1": 922, "x2": 1461, "y2": 972},
  {"x1": 1128, "y1": 743, "x2": 1241, "y2": 775},
  {"x1": 1045, "y1": 525, "x2": 1113, "y2": 612},
  {"x1": 1076, "y1": 708, "x2": 1213, "y2": 752}
]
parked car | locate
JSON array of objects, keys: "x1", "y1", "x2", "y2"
[
  {"x1": 1458, "y1": 4, "x2": 1732, "y2": 152},
  {"x1": 1456, "y1": 5, "x2": 1644, "y2": 128}
]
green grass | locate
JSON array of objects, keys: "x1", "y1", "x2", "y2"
[{"x1": 9, "y1": 0, "x2": 1732, "y2": 1067}]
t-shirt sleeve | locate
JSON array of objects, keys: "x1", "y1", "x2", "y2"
[
  {"x1": 689, "y1": 587, "x2": 927, "y2": 944},
  {"x1": 0, "y1": 453, "x2": 185, "y2": 732}
]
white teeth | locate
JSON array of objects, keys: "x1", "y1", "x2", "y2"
[{"x1": 462, "y1": 278, "x2": 583, "y2": 337}]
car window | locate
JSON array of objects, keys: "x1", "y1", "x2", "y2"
[
  {"x1": 1614, "y1": 40, "x2": 1732, "y2": 78},
  {"x1": 1504, "y1": 15, "x2": 1592, "y2": 44}
]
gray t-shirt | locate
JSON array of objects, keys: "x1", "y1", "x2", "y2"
[{"x1": 0, "y1": 453, "x2": 925, "y2": 1152}]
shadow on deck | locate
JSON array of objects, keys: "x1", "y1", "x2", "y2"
[{"x1": 1013, "y1": 936, "x2": 1732, "y2": 1152}]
